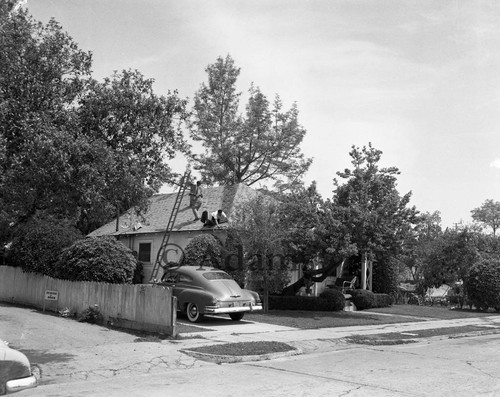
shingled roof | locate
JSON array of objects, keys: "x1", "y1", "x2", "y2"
[{"x1": 88, "y1": 183, "x2": 257, "y2": 237}]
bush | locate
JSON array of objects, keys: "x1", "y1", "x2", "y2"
[
  {"x1": 78, "y1": 305, "x2": 103, "y2": 324},
  {"x1": 53, "y1": 236, "x2": 136, "y2": 283},
  {"x1": 373, "y1": 293, "x2": 393, "y2": 308},
  {"x1": 351, "y1": 289, "x2": 376, "y2": 310},
  {"x1": 319, "y1": 289, "x2": 346, "y2": 311},
  {"x1": 6, "y1": 215, "x2": 83, "y2": 276},
  {"x1": 465, "y1": 259, "x2": 500, "y2": 311},
  {"x1": 269, "y1": 292, "x2": 345, "y2": 312},
  {"x1": 182, "y1": 234, "x2": 223, "y2": 268},
  {"x1": 133, "y1": 261, "x2": 144, "y2": 284}
]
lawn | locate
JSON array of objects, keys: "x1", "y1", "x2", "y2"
[
  {"x1": 180, "y1": 305, "x2": 500, "y2": 359},
  {"x1": 243, "y1": 304, "x2": 498, "y2": 329}
]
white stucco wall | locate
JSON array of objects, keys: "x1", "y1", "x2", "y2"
[{"x1": 117, "y1": 229, "x2": 228, "y2": 282}]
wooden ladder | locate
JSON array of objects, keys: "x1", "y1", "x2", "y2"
[{"x1": 149, "y1": 169, "x2": 191, "y2": 281}]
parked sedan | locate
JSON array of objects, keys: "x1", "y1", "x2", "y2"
[
  {"x1": 158, "y1": 266, "x2": 262, "y2": 322},
  {"x1": 0, "y1": 341, "x2": 37, "y2": 395}
]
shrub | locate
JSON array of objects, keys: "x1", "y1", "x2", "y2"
[
  {"x1": 78, "y1": 305, "x2": 103, "y2": 324},
  {"x1": 6, "y1": 215, "x2": 83, "y2": 276},
  {"x1": 53, "y1": 236, "x2": 136, "y2": 283},
  {"x1": 269, "y1": 292, "x2": 345, "y2": 312},
  {"x1": 182, "y1": 234, "x2": 223, "y2": 268},
  {"x1": 319, "y1": 289, "x2": 346, "y2": 311},
  {"x1": 373, "y1": 293, "x2": 393, "y2": 308},
  {"x1": 465, "y1": 259, "x2": 500, "y2": 311},
  {"x1": 133, "y1": 261, "x2": 144, "y2": 284},
  {"x1": 351, "y1": 289, "x2": 376, "y2": 310},
  {"x1": 372, "y1": 257, "x2": 399, "y2": 295}
]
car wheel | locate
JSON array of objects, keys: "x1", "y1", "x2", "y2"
[
  {"x1": 186, "y1": 303, "x2": 203, "y2": 323},
  {"x1": 229, "y1": 312, "x2": 244, "y2": 321}
]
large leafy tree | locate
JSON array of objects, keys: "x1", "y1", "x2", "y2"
[
  {"x1": 471, "y1": 199, "x2": 500, "y2": 236},
  {"x1": 190, "y1": 55, "x2": 312, "y2": 187},
  {"x1": 76, "y1": 70, "x2": 188, "y2": 232},
  {"x1": 0, "y1": 8, "x2": 92, "y2": 224},
  {"x1": 333, "y1": 143, "x2": 418, "y2": 293},
  {"x1": 278, "y1": 183, "x2": 355, "y2": 295},
  {"x1": 0, "y1": 9, "x2": 188, "y2": 236}
]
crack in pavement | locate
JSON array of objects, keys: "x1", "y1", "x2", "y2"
[
  {"x1": 246, "y1": 362, "x2": 423, "y2": 396},
  {"x1": 465, "y1": 360, "x2": 498, "y2": 379}
]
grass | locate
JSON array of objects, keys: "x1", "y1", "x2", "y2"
[
  {"x1": 184, "y1": 341, "x2": 295, "y2": 357},
  {"x1": 244, "y1": 304, "x2": 499, "y2": 329},
  {"x1": 179, "y1": 305, "x2": 500, "y2": 359}
]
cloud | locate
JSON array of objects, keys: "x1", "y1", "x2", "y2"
[{"x1": 490, "y1": 159, "x2": 500, "y2": 169}]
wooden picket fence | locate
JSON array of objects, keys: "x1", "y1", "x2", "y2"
[{"x1": 0, "y1": 266, "x2": 176, "y2": 335}]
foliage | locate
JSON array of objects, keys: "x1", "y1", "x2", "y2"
[
  {"x1": 372, "y1": 256, "x2": 399, "y2": 295},
  {"x1": 268, "y1": 293, "x2": 345, "y2": 311},
  {"x1": 351, "y1": 289, "x2": 376, "y2": 310},
  {"x1": 53, "y1": 236, "x2": 136, "y2": 283},
  {"x1": 0, "y1": 9, "x2": 92, "y2": 224},
  {"x1": 471, "y1": 199, "x2": 500, "y2": 236},
  {"x1": 465, "y1": 258, "x2": 500, "y2": 311},
  {"x1": 319, "y1": 289, "x2": 346, "y2": 311},
  {"x1": 133, "y1": 261, "x2": 144, "y2": 284},
  {"x1": 398, "y1": 211, "x2": 443, "y2": 283},
  {"x1": 222, "y1": 228, "x2": 245, "y2": 286},
  {"x1": 76, "y1": 70, "x2": 188, "y2": 233},
  {"x1": 6, "y1": 215, "x2": 83, "y2": 276},
  {"x1": 279, "y1": 182, "x2": 354, "y2": 265},
  {"x1": 233, "y1": 194, "x2": 290, "y2": 300},
  {"x1": 0, "y1": 10, "x2": 188, "y2": 235},
  {"x1": 373, "y1": 293, "x2": 393, "y2": 308},
  {"x1": 190, "y1": 55, "x2": 312, "y2": 188},
  {"x1": 333, "y1": 143, "x2": 418, "y2": 292},
  {"x1": 78, "y1": 305, "x2": 103, "y2": 324},
  {"x1": 182, "y1": 234, "x2": 223, "y2": 268},
  {"x1": 419, "y1": 228, "x2": 480, "y2": 290}
]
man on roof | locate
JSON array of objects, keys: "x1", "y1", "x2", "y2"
[{"x1": 211, "y1": 209, "x2": 229, "y2": 226}]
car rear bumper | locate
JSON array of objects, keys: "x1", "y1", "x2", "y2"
[
  {"x1": 205, "y1": 304, "x2": 263, "y2": 314},
  {"x1": 6, "y1": 375, "x2": 38, "y2": 393}
]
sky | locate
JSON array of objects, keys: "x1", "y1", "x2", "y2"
[{"x1": 27, "y1": 0, "x2": 500, "y2": 228}]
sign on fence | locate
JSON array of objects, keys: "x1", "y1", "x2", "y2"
[
  {"x1": 44, "y1": 290, "x2": 59, "y2": 301},
  {"x1": 43, "y1": 290, "x2": 58, "y2": 312}
]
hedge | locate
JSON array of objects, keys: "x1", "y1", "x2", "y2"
[{"x1": 269, "y1": 291, "x2": 345, "y2": 311}]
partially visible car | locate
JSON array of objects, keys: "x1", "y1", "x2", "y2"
[
  {"x1": 0, "y1": 341, "x2": 37, "y2": 395},
  {"x1": 157, "y1": 266, "x2": 262, "y2": 322}
]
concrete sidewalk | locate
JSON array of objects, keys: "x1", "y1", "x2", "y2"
[{"x1": 180, "y1": 313, "x2": 500, "y2": 346}]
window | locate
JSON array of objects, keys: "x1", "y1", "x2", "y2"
[
  {"x1": 179, "y1": 274, "x2": 193, "y2": 283},
  {"x1": 163, "y1": 272, "x2": 177, "y2": 283},
  {"x1": 203, "y1": 271, "x2": 232, "y2": 280},
  {"x1": 138, "y1": 242, "x2": 152, "y2": 262}
]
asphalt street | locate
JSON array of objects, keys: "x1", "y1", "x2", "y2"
[{"x1": 2, "y1": 303, "x2": 500, "y2": 396}]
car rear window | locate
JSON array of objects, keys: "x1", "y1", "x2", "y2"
[{"x1": 202, "y1": 272, "x2": 232, "y2": 280}]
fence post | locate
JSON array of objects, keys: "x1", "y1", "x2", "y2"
[{"x1": 171, "y1": 295, "x2": 177, "y2": 337}]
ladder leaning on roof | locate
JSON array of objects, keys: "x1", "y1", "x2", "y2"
[{"x1": 149, "y1": 169, "x2": 191, "y2": 282}]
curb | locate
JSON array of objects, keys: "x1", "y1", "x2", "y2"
[{"x1": 180, "y1": 347, "x2": 302, "y2": 364}]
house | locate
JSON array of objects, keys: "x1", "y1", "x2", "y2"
[{"x1": 88, "y1": 183, "x2": 257, "y2": 281}]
